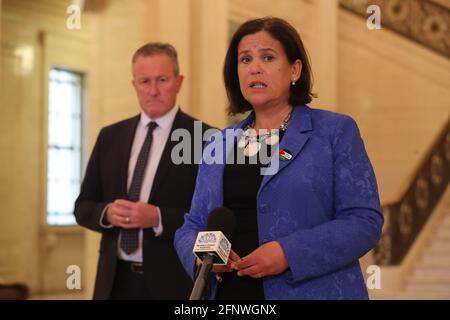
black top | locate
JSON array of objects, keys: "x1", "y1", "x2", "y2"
[{"x1": 216, "y1": 131, "x2": 284, "y2": 300}]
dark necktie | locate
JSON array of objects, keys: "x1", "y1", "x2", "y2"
[{"x1": 120, "y1": 121, "x2": 158, "y2": 254}]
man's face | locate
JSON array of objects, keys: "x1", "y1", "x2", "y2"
[{"x1": 132, "y1": 54, "x2": 183, "y2": 118}]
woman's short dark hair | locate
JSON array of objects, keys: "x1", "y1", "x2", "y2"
[{"x1": 224, "y1": 17, "x2": 315, "y2": 115}]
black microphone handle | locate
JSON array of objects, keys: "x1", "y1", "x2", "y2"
[{"x1": 189, "y1": 254, "x2": 214, "y2": 300}]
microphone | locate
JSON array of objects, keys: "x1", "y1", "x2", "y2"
[{"x1": 189, "y1": 207, "x2": 236, "y2": 300}]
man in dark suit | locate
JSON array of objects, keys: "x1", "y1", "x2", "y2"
[{"x1": 74, "y1": 42, "x2": 211, "y2": 299}]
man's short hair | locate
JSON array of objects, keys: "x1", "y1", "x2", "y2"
[{"x1": 132, "y1": 42, "x2": 180, "y2": 75}]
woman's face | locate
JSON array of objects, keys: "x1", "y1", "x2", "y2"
[{"x1": 237, "y1": 30, "x2": 301, "y2": 111}]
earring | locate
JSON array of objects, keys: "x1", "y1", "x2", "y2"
[{"x1": 291, "y1": 80, "x2": 296, "y2": 86}]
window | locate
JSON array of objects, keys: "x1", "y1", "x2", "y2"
[{"x1": 47, "y1": 69, "x2": 83, "y2": 226}]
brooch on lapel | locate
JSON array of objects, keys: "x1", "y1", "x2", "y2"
[{"x1": 279, "y1": 149, "x2": 292, "y2": 161}]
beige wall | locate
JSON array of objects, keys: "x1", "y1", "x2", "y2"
[
  {"x1": 0, "y1": 0, "x2": 2, "y2": 85},
  {"x1": 0, "y1": 0, "x2": 91, "y2": 294},
  {"x1": 189, "y1": 0, "x2": 228, "y2": 128},
  {"x1": 338, "y1": 11, "x2": 450, "y2": 202},
  {"x1": 89, "y1": 0, "x2": 228, "y2": 130}
]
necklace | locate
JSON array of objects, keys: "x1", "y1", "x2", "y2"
[{"x1": 238, "y1": 110, "x2": 292, "y2": 157}]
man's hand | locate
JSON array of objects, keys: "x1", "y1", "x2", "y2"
[
  {"x1": 231, "y1": 241, "x2": 288, "y2": 278},
  {"x1": 105, "y1": 199, "x2": 159, "y2": 229}
]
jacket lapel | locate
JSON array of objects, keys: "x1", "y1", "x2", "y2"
[
  {"x1": 120, "y1": 115, "x2": 140, "y2": 198},
  {"x1": 258, "y1": 106, "x2": 313, "y2": 195},
  {"x1": 148, "y1": 109, "x2": 184, "y2": 202}
]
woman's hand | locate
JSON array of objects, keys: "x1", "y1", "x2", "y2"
[
  {"x1": 196, "y1": 249, "x2": 241, "y2": 273},
  {"x1": 231, "y1": 241, "x2": 288, "y2": 278}
]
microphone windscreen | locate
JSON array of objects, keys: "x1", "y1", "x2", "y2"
[{"x1": 207, "y1": 207, "x2": 236, "y2": 240}]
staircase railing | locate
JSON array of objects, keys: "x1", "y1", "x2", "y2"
[
  {"x1": 373, "y1": 117, "x2": 450, "y2": 265},
  {"x1": 339, "y1": 0, "x2": 450, "y2": 59}
]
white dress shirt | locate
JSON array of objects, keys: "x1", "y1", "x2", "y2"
[{"x1": 100, "y1": 106, "x2": 179, "y2": 262}]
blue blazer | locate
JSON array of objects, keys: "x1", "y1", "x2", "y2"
[{"x1": 174, "y1": 105, "x2": 383, "y2": 300}]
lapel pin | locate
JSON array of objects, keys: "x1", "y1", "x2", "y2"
[{"x1": 279, "y1": 149, "x2": 292, "y2": 161}]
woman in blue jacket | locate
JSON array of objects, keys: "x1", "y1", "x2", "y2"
[{"x1": 175, "y1": 17, "x2": 383, "y2": 300}]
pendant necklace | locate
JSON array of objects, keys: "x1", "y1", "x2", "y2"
[{"x1": 238, "y1": 110, "x2": 292, "y2": 157}]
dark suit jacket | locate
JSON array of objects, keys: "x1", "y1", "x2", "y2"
[{"x1": 74, "y1": 109, "x2": 211, "y2": 299}]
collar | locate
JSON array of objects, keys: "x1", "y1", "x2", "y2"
[
  {"x1": 139, "y1": 105, "x2": 179, "y2": 130},
  {"x1": 231, "y1": 105, "x2": 313, "y2": 134}
]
